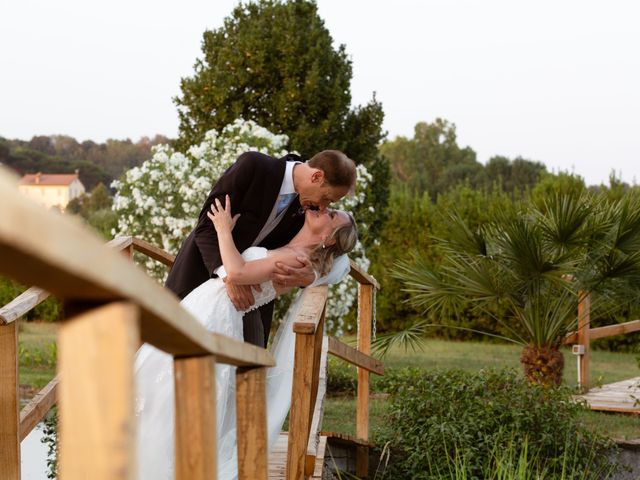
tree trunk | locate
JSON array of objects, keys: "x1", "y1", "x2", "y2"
[{"x1": 520, "y1": 344, "x2": 564, "y2": 386}]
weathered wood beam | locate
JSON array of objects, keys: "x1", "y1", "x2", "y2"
[
  {"x1": 292, "y1": 286, "x2": 328, "y2": 334},
  {"x1": 58, "y1": 301, "x2": 139, "y2": 480},
  {"x1": 174, "y1": 355, "x2": 217, "y2": 480},
  {"x1": 306, "y1": 336, "x2": 328, "y2": 475},
  {"x1": 0, "y1": 322, "x2": 20, "y2": 480},
  {"x1": 327, "y1": 336, "x2": 384, "y2": 375},
  {"x1": 236, "y1": 367, "x2": 268, "y2": 480},
  {"x1": 349, "y1": 259, "x2": 380, "y2": 290},
  {"x1": 0, "y1": 287, "x2": 50, "y2": 325},
  {"x1": 19, "y1": 376, "x2": 59, "y2": 442}
]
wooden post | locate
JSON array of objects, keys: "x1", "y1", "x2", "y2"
[
  {"x1": 236, "y1": 367, "x2": 268, "y2": 480},
  {"x1": 305, "y1": 312, "x2": 325, "y2": 476},
  {"x1": 174, "y1": 355, "x2": 217, "y2": 480},
  {"x1": 286, "y1": 332, "x2": 316, "y2": 480},
  {"x1": 356, "y1": 284, "x2": 373, "y2": 478},
  {"x1": 0, "y1": 322, "x2": 20, "y2": 480},
  {"x1": 58, "y1": 301, "x2": 140, "y2": 480},
  {"x1": 577, "y1": 293, "x2": 591, "y2": 390}
]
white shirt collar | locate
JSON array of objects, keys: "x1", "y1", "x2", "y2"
[{"x1": 279, "y1": 160, "x2": 300, "y2": 195}]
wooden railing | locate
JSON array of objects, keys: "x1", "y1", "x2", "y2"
[
  {"x1": 564, "y1": 293, "x2": 640, "y2": 389},
  {"x1": 0, "y1": 166, "x2": 384, "y2": 479},
  {"x1": 0, "y1": 169, "x2": 274, "y2": 480},
  {"x1": 285, "y1": 262, "x2": 383, "y2": 479}
]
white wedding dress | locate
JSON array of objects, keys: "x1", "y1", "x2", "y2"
[{"x1": 134, "y1": 247, "x2": 300, "y2": 480}]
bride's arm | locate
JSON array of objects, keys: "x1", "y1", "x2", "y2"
[{"x1": 207, "y1": 196, "x2": 298, "y2": 285}]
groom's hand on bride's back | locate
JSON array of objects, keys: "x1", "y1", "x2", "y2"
[
  {"x1": 272, "y1": 256, "x2": 315, "y2": 289},
  {"x1": 224, "y1": 280, "x2": 260, "y2": 311}
]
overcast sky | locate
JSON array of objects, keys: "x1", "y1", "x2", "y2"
[{"x1": 1, "y1": 0, "x2": 638, "y2": 186}]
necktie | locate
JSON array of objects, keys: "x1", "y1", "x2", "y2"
[{"x1": 276, "y1": 193, "x2": 297, "y2": 216}]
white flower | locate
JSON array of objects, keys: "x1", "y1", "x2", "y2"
[{"x1": 112, "y1": 118, "x2": 373, "y2": 333}]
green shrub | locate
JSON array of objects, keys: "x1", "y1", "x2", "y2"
[
  {"x1": 326, "y1": 357, "x2": 357, "y2": 395},
  {"x1": 378, "y1": 368, "x2": 618, "y2": 479}
]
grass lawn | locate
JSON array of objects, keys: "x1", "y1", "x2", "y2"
[
  {"x1": 16, "y1": 323, "x2": 640, "y2": 441},
  {"x1": 18, "y1": 321, "x2": 57, "y2": 392},
  {"x1": 325, "y1": 337, "x2": 640, "y2": 442}
]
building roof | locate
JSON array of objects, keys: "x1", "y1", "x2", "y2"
[{"x1": 20, "y1": 172, "x2": 80, "y2": 186}]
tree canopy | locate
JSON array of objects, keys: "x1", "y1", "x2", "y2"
[{"x1": 175, "y1": 0, "x2": 388, "y2": 242}]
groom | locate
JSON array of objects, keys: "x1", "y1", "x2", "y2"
[{"x1": 165, "y1": 149, "x2": 356, "y2": 347}]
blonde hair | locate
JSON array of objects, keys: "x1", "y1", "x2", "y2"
[{"x1": 309, "y1": 212, "x2": 358, "y2": 276}]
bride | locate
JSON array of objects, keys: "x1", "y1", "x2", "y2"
[{"x1": 134, "y1": 195, "x2": 358, "y2": 479}]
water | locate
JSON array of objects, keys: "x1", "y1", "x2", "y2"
[{"x1": 21, "y1": 423, "x2": 49, "y2": 480}]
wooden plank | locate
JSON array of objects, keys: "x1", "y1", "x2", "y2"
[
  {"x1": 286, "y1": 332, "x2": 316, "y2": 479},
  {"x1": 132, "y1": 237, "x2": 176, "y2": 267},
  {"x1": 0, "y1": 169, "x2": 274, "y2": 367},
  {"x1": 577, "y1": 293, "x2": 590, "y2": 389},
  {"x1": 589, "y1": 319, "x2": 640, "y2": 340},
  {"x1": 349, "y1": 259, "x2": 380, "y2": 290},
  {"x1": 58, "y1": 301, "x2": 139, "y2": 480},
  {"x1": 356, "y1": 284, "x2": 373, "y2": 478},
  {"x1": 293, "y1": 286, "x2": 328, "y2": 334},
  {"x1": 564, "y1": 319, "x2": 640, "y2": 345},
  {"x1": 319, "y1": 431, "x2": 375, "y2": 448},
  {"x1": 236, "y1": 367, "x2": 268, "y2": 480},
  {"x1": 174, "y1": 355, "x2": 217, "y2": 480},
  {"x1": 311, "y1": 436, "x2": 327, "y2": 479},
  {"x1": 106, "y1": 235, "x2": 133, "y2": 251},
  {"x1": 328, "y1": 336, "x2": 384, "y2": 375},
  {"x1": 0, "y1": 286, "x2": 50, "y2": 325},
  {"x1": 306, "y1": 336, "x2": 328, "y2": 476},
  {"x1": 0, "y1": 322, "x2": 20, "y2": 480},
  {"x1": 19, "y1": 375, "x2": 59, "y2": 441}
]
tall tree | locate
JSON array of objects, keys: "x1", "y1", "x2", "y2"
[
  {"x1": 174, "y1": 0, "x2": 388, "y2": 242},
  {"x1": 381, "y1": 119, "x2": 480, "y2": 199}
]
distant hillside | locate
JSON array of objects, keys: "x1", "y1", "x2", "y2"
[{"x1": 0, "y1": 134, "x2": 170, "y2": 190}]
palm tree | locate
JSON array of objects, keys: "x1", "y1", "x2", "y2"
[{"x1": 385, "y1": 191, "x2": 640, "y2": 385}]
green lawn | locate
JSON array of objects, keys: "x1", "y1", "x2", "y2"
[{"x1": 18, "y1": 321, "x2": 57, "y2": 391}]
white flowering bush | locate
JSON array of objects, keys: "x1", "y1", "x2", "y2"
[{"x1": 112, "y1": 118, "x2": 373, "y2": 333}]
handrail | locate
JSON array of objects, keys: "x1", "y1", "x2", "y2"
[
  {"x1": 327, "y1": 336, "x2": 385, "y2": 375},
  {"x1": 0, "y1": 287, "x2": 49, "y2": 325},
  {"x1": 0, "y1": 172, "x2": 271, "y2": 364},
  {"x1": 564, "y1": 318, "x2": 640, "y2": 344},
  {"x1": 19, "y1": 376, "x2": 59, "y2": 442},
  {"x1": 349, "y1": 259, "x2": 380, "y2": 289},
  {"x1": 292, "y1": 286, "x2": 329, "y2": 334},
  {"x1": 0, "y1": 168, "x2": 274, "y2": 480}
]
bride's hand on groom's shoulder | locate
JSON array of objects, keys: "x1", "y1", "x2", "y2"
[
  {"x1": 272, "y1": 256, "x2": 315, "y2": 289},
  {"x1": 207, "y1": 195, "x2": 240, "y2": 233}
]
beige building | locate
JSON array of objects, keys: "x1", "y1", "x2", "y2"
[{"x1": 19, "y1": 171, "x2": 86, "y2": 211}]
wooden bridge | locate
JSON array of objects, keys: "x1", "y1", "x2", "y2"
[
  {"x1": 564, "y1": 294, "x2": 640, "y2": 414},
  {"x1": 0, "y1": 167, "x2": 383, "y2": 480}
]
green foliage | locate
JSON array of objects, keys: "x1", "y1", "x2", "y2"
[
  {"x1": 380, "y1": 119, "x2": 546, "y2": 200},
  {"x1": 66, "y1": 183, "x2": 118, "y2": 239},
  {"x1": 390, "y1": 190, "x2": 640, "y2": 352},
  {"x1": 371, "y1": 183, "x2": 520, "y2": 336},
  {"x1": 326, "y1": 356, "x2": 357, "y2": 394},
  {"x1": 377, "y1": 368, "x2": 618, "y2": 479},
  {"x1": 18, "y1": 342, "x2": 57, "y2": 370},
  {"x1": 1, "y1": 135, "x2": 168, "y2": 190},
  {"x1": 42, "y1": 407, "x2": 58, "y2": 480},
  {"x1": 174, "y1": 0, "x2": 388, "y2": 243}
]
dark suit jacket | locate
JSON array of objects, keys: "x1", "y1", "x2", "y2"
[{"x1": 165, "y1": 151, "x2": 305, "y2": 300}]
